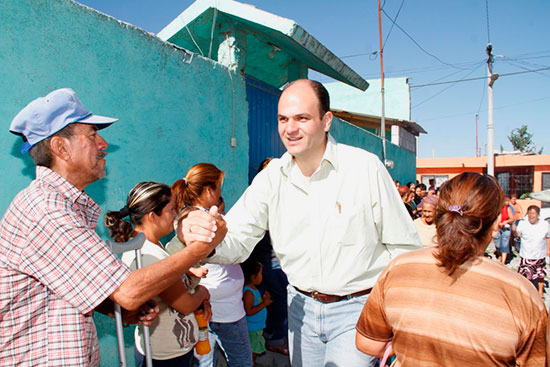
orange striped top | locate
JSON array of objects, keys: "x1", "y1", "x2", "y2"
[{"x1": 356, "y1": 247, "x2": 547, "y2": 366}]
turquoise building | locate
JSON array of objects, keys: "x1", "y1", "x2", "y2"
[{"x1": 0, "y1": 0, "x2": 418, "y2": 364}]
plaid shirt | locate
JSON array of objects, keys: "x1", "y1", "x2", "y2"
[{"x1": 0, "y1": 166, "x2": 130, "y2": 366}]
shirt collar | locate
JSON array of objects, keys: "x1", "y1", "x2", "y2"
[
  {"x1": 36, "y1": 166, "x2": 94, "y2": 207},
  {"x1": 280, "y1": 133, "x2": 339, "y2": 177}
]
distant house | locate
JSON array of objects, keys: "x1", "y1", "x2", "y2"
[
  {"x1": 417, "y1": 153, "x2": 550, "y2": 196},
  {"x1": 324, "y1": 78, "x2": 426, "y2": 156}
]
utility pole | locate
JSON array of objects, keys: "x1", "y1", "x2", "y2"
[
  {"x1": 475, "y1": 114, "x2": 479, "y2": 157},
  {"x1": 486, "y1": 43, "x2": 498, "y2": 176},
  {"x1": 378, "y1": 0, "x2": 386, "y2": 163},
  {"x1": 377, "y1": 0, "x2": 393, "y2": 169}
]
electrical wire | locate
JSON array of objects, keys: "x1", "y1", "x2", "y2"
[
  {"x1": 185, "y1": 25, "x2": 204, "y2": 56},
  {"x1": 381, "y1": 8, "x2": 469, "y2": 70},
  {"x1": 208, "y1": 8, "x2": 218, "y2": 59},
  {"x1": 501, "y1": 59, "x2": 550, "y2": 80},
  {"x1": 485, "y1": 0, "x2": 491, "y2": 44},
  {"x1": 410, "y1": 67, "x2": 550, "y2": 88},
  {"x1": 382, "y1": 0, "x2": 405, "y2": 51},
  {"x1": 419, "y1": 96, "x2": 550, "y2": 122},
  {"x1": 412, "y1": 66, "x2": 481, "y2": 108},
  {"x1": 476, "y1": 79, "x2": 486, "y2": 115}
]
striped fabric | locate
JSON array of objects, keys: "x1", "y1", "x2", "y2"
[
  {"x1": 0, "y1": 166, "x2": 130, "y2": 366},
  {"x1": 357, "y1": 247, "x2": 547, "y2": 366}
]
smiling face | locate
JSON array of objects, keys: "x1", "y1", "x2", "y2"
[
  {"x1": 277, "y1": 81, "x2": 332, "y2": 164},
  {"x1": 65, "y1": 123, "x2": 108, "y2": 189},
  {"x1": 422, "y1": 203, "x2": 436, "y2": 225},
  {"x1": 527, "y1": 208, "x2": 539, "y2": 225}
]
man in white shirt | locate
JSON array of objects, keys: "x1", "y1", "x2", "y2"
[
  {"x1": 514, "y1": 205, "x2": 550, "y2": 296},
  {"x1": 184, "y1": 79, "x2": 421, "y2": 366}
]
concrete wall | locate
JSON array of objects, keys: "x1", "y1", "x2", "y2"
[
  {"x1": 331, "y1": 118, "x2": 416, "y2": 184},
  {"x1": 1, "y1": 0, "x2": 249, "y2": 365}
]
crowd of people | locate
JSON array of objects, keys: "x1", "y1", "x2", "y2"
[{"x1": 1, "y1": 81, "x2": 549, "y2": 367}]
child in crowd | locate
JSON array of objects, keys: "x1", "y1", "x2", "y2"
[{"x1": 242, "y1": 259, "x2": 272, "y2": 366}]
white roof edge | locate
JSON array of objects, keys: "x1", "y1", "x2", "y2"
[
  {"x1": 157, "y1": 0, "x2": 367, "y2": 90},
  {"x1": 158, "y1": 0, "x2": 296, "y2": 41}
]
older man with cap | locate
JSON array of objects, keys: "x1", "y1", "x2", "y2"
[{"x1": 0, "y1": 88, "x2": 224, "y2": 366}]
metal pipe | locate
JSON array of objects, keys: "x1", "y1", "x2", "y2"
[{"x1": 378, "y1": 0, "x2": 386, "y2": 163}]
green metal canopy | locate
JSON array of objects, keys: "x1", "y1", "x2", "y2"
[{"x1": 158, "y1": 0, "x2": 368, "y2": 91}]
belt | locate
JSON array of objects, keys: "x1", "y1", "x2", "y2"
[{"x1": 294, "y1": 287, "x2": 372, "y2": 303}]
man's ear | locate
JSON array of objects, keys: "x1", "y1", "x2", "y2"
[
  {"x1": 322, "y1": 111, "x2": 333, "y2": 132},
  {"x1": 49, "y1": 136, "x2": 71, "y2": 162}
]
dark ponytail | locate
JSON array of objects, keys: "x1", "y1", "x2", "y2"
[{"x1": 105, "y1": 181, "x2": 172, "y2": 242}]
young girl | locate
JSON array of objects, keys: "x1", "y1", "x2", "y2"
[
  {"x1": 169, "y1": 163, "x2": 253, "y2": 367},
  {"x1": 242, "y1": 259, "x2": 272, "y2": 366},
  {"x1": 105, "y1": 181, "x2": 211, "y2": 367}
]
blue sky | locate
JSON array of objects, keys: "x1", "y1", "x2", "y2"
[{"x1": 77, "y1": 0, "x2": 549, "y2": 158}]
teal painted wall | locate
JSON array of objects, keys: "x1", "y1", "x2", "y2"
[
  {"x1": 1, "y1": 0, "x2": 249, "y2": 365},
  {"x1": 331, "y1": 118, "x2": 416, "y2": 184}
]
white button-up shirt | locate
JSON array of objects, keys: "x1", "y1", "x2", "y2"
[{"x1": 211, "y1": 135, "x2": 421, "y2": 295}]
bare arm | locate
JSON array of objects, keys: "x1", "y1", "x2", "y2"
[
  {"x1": 243, "y1": 289, "x2": 271, "y2": 316},
  {"x1": 95, "y1": 298, "x2": 159, "y2": 327},
  {"x1": 109, "y1": 207, "x2": 226, "y2": 310},
  {"x1": 501, "y1": 208, "x2": 515, "y2": 226},
  {"x1": 159, "y1": 283, "x2": 209, "y2": 315},
  {"x1": 355, "y1": 332, "x2": 389, "y2": 357}
]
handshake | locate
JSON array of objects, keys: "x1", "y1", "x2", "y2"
[{"x1": 174, "y1": 205, "x2": 228, "y2": 259}]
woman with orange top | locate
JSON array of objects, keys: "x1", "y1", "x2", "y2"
[{"x1": 355, "y1": 172, "x2": 546, "y2": 366}]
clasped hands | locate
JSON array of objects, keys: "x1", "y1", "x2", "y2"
[{"x1": 176, "y1": 205, "x2": 227, "y2": 259}]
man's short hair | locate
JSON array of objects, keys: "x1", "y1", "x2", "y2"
[
  {"x1": 527, "y1": 205, "x2": 540, "y2": 214},
  {"x1": 28, "y1": 123, "x2": 77, "y2": 168},
  {"x1": 283, "y1": 79, "x2": 330, "y2": 117}
]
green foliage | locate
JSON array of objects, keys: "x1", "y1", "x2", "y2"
[{"x1": 508, "y1": 125, "x2": 543, "y2": 154}]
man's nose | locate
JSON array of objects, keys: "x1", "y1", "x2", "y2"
[
  {"x1": 97, "y1": 134, "x2": 108, "y2": 149},
  {"x1": 286, "y1": 118, "x2": 298, "y2": 132}
]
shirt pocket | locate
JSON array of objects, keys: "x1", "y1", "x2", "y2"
[{"x1": 333, "y1": 203, "x2": 365, "y2": 246}]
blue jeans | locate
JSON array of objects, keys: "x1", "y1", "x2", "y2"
[
  {"x1": 494, "y1": 227, "x2": 511, "y2": 253},
  {"x1": 197, "y1": 316, "x2": 252, "y2": 367},
  {"x1": 287, "y1": 285, "x2": 377, "y2": 367},
  {"x1": 262, "y1": 261, "x2": 289, "y2": 346}
]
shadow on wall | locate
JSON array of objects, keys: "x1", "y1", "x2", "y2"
[{"x1": 10, "y1": 140, "x2": 35, "y2": 180}]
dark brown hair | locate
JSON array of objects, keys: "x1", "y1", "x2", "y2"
[
  {"x1": 171, "y1": 163, "x2": 224, "y2": 212},
  {"x1": 434, "y1": 172, "x2": 503, "y2": 275},
  {"x1": 28, "y1": 123, "x2": 77, "y2": 167},
  {"x1": 104, "y1": 181, "x2": 172, "y2": 242},
  {"x1": 241, "y1": 258, "x2": 262, "y2": 283}
]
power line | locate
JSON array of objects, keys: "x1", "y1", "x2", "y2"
[
  {"x1": 412, "y1": 66, "x2": 481, "y2": 108},
  {"x1": 418, "y1": 96, "x2": 550, "y2": 122},
  {"x1": 410, "y1": 67, "x2": 550, "y2": 88},
  {"x1": 476, "y1": 78, "x2": 486, "y2": 115},
  {"x1": 381, "y1": 8, "x2": 470, "y2": 70},
  {"x1": 485, "y1": 3, "x2": 491, "y2": 43},
  {"x1": 382, "y1": 0, "x2": 405, "y2": 51},
  {"x1": 501, "y1": 59, "x2": 550, "y2": 80}
]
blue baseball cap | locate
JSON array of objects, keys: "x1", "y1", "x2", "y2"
[{"x1": 10, "y1": 88, "x2": 118, "y2": 154}]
